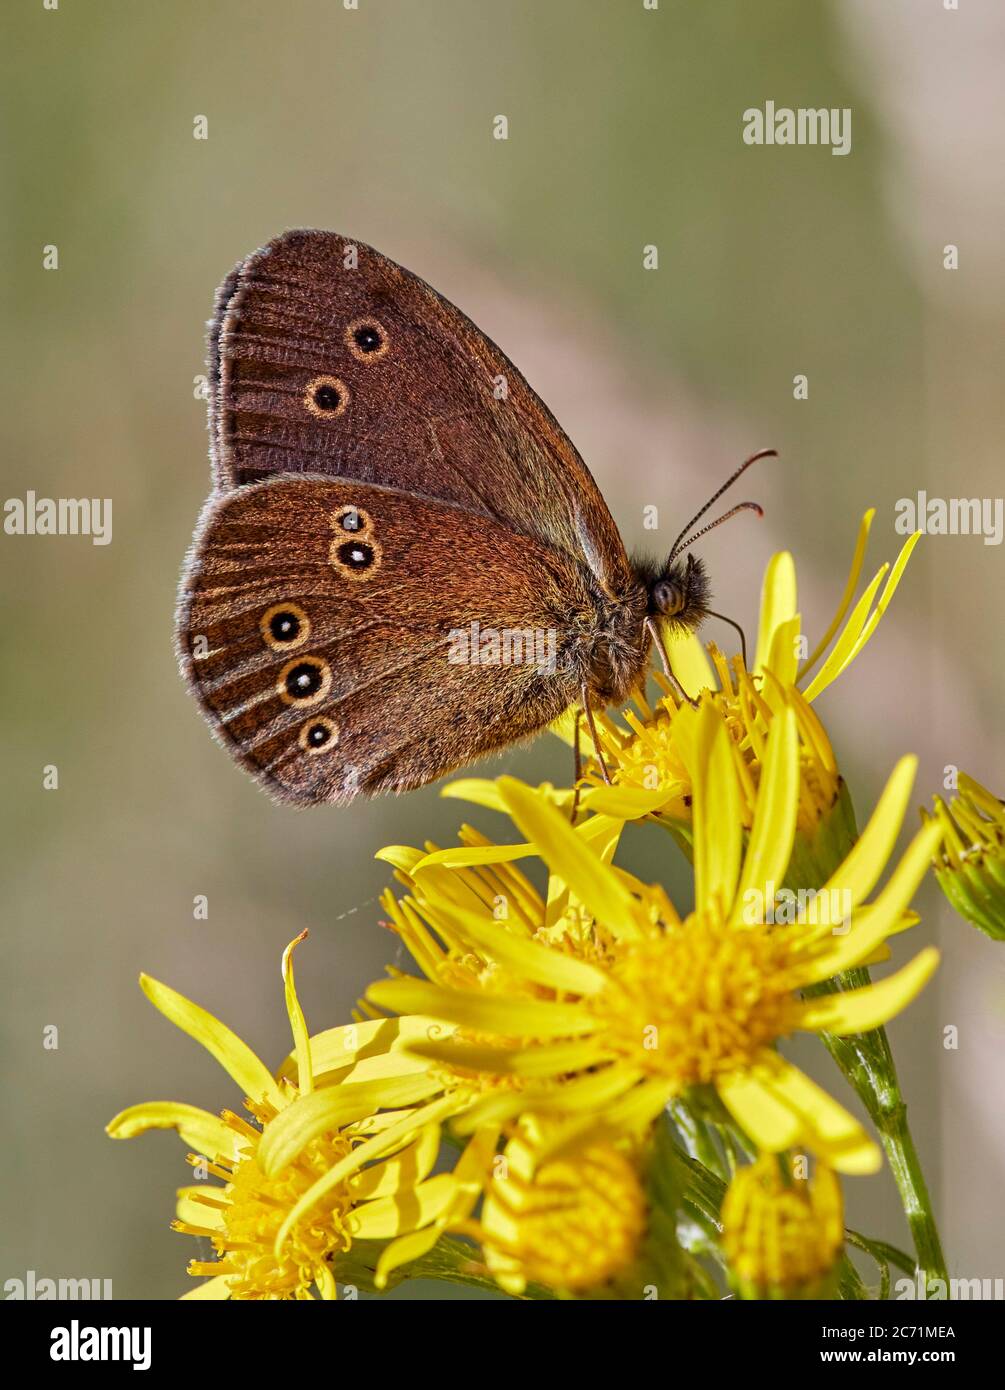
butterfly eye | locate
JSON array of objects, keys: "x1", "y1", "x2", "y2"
[
  {"x1": 260, "y1": 601, "x2": 310, "y2": 651},
  {"x1": 346, "y1": 318, "x2": 388, "y2": 361},
  {"x1": 299, "y1": 716, "x2": 338, "y2": 754},
  {"x1": 277, "y1": 655, "x2": 332, "y2": 706},
  {"x1": 304, "y1": 375, "x2": 349, "y2": 418}
]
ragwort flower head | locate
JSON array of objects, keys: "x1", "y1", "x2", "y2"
[
  {"x1": 107, "y1": 933, "x2": 445, "y2": 1299},
  {"x1": 721, "y1": 1153, "x2": 844, "y2": 1299},
  {"x1": 368, "y1": 703, "x2": 943, "y2": 1175},
  {"x1": 924, "y1": 772, "x2": 1005, "y2": 941}
]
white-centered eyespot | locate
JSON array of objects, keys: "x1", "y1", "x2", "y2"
[
  {"x1": 260, "y1": 601, "x2": 311, "y2": 651},
  {"x1": 277, "y1": 655, "x2": 332, "y2": 706},
  {"x1": 299, "y1": 716, "x2": 338, "y2": 754}
]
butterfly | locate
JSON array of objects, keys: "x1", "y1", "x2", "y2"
[{"x1": 178, "y1": 229, "x2": 768, "y2": 805}]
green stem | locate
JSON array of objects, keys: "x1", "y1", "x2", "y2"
[
  {"x1": 874, "y1": 1095, "x2": 947, "y2": 1292},
  {"x1": 786, "y1": 789, "x2": 948, "y2": 1288},
  {"x1": 668, "y1": 1098, "x2": 728, "y2": 1182},
  {"x1": 817, "y1": 987, "x2": 947, "y2": 1289}
]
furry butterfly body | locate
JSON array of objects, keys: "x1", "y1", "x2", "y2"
[{"x1": 179, "y1": 230, "x2": 748, "y2": 805}]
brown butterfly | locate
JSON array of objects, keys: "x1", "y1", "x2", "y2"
[{"x1": 178, "y1": 229, "x2": 769, "y2": 805}]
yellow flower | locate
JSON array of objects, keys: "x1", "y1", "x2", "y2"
[
  {"x1": 531, "y1": 510, "x2": 920, "y2": 833},
  {"x1": 349, "y1": 1112, "x2": 651, "y2": 1297},
  {"x1": 367, "y1": 703, "x2": 943, "y2": 1174},
  {"x1": 475, "y1": 1118, "x2": 647, "y2": 1296},
  {"x1": 107, "y1": 933, "x2": 448, "y2": 1299},
  {"x1": 721, "y1": 1153, "x2": 844, "y2": 1299},
  {"x1": 924, "y1": 773, "x2": 1005, "y2": 940}
]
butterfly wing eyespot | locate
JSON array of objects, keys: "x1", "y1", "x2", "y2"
[
  {"x1": 277, "y1": 655, "x2": 332, "y2": 707},
  {"x1": 345, "y1": 317, "x2": 389, "y2": 362},
  {"x1": 304, "y1": 375, "x2": 349, "y2": 419},
  {"x1": 329, "y1": 535, "x2": 382, "y2": 581},
  {"x1": 260, "y1": 601, "x2": 311, "y2": 651},
  {"x1": 330, "y1": 503, "x2": 374, "y2": 538},
  {"x1": 299, "y1": 717, "x2": 339, "y2": 755}
]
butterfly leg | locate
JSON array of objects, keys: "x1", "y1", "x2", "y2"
[
  {"x1": 570, "y1": 709, "x2": 584, "y2": 822},
  {"x1": 580, "y1": 685, "x2": 611, "y2": 785},
  {"x1": 705, "y1": 608, "x2": 749, "y2": 668},
  {"x1": 645, "y1": 616, "x2": 699, "y2": 708}
]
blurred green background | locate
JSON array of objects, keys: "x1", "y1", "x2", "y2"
[{"x1": 2, "y1": 0, "x2": 1002, "y2": 1299}]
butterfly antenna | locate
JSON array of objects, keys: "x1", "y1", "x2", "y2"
[
  {"x1": 665, "y1": 447, "x2": 776, "y2": 568},
  {"x1": 670, "y1": 501, "x2": 764, "y2": 560}
]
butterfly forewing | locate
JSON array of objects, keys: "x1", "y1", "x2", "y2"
[{"x1": 208, "y1": 229, "x2": 632, "y2": 596}]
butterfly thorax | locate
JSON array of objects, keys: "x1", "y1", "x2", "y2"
[{"x1": 573, "y1": 579, "x2": 651, "y2": 708}]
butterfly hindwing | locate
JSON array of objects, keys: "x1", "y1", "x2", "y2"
[
  {"x1": 208, "y1": 228, "x2": 633, "y2": 597},
  {"x1": 178, "y1": 476, "x2": 591, "y2": 804}
]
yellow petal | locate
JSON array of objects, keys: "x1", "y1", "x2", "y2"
[
  {"x1": 518, "y1": 1064, "x2": 642, "y2": 1115},
  {"x1": 574, "y1": 812, "x2": 624, "y2": 863},
  {"x1": 175, "y1": 1186, "x2": 225, "y2": 1229},
  {"x1": 577, "y1": 785, "x2": 679, "y2": 819},
  {"x1": 667, "y1": 628, "x2": 716, "y2": 698},
  {"x1": 496, "y1": 776, "x2": 640, "y2": 931},
  {"x1": 761, "y1": 1060, "x2": 873, "y2": 1149},
  {"x1": 451, "y1": 1090, "x2": 543, "y2": 1134},
  {"x1": 349, "y1": 1173, "x2": 456, "y2": 1239},
  {"x1": 732, "y1": 705, "x2": 799, "y2": 921},
  {"x1": 373, "y1": 1127, "x2": 499, "y2": 1288},
  {"x1": 139, "y1": 974, "x2": 283, "y2": 1110},
  {"x1": 801, "y1": 565, "x2": 888, "y2": 702},
  {"x1": 819, "y1": 755, "x2": 917, "y2": 913},
  {"x1": 413, "y1": 842, "x2": 535, "y2": 871},
  {"x1": 366, "y1": 977, "x2": 596, "y2": 1039},
  {"x1": 440, "y1": 778, "x2": 508, "y2": 811},
  {"x1": 595, "y1": 1077, "x2": 676, "y2": 1134},
  {"x1": 442, "y1": 778, "x2": 574, "y2": 813},
  {"x1": 864, "y1": 818, "x2": 945, "y2": 926},
  {"x1": 373, "y1": 845, "x2": 426, "y2": 873},
  {"x1": 348, "y1": 1124, "x2": 442, "y2": 1199},
  {"x1": 428, "y1": 903, "x2": 608, "y2": 996},
  {"x1": 106, "y1": 1102, "x2": 234, "y2": 1157},
  {"x1": 756, "y1": 1057, "x2": 882, "y2": 1175},
  {"x1": 408, "y1": 1036, "x2": 608, "y2": 1078},
  {"x1": 692, "y1": 704, "x2": 742, "y2": 917},
  {"x1": 799, "y1": 906, "x2": 899, "y2": 983},
  {"x1": 277, "y1": 1015, "x2": 450, "y2": 1085},
  {"x1": 798, "y1": 509, "x2": 874, "y2": 683},
  {"x1": 765, "y1": 614, "x2": 802, "y2": 687},
  {"x1": 717, "y1": 1070, "x2": 803, "y2": 1152},
  {"x1": 374, "y1": 1224, "x2": 444, "y2": 1289},
  {"x1": 803, "y1": 532, "x2": 920, "y2": 702},
  {"x1": 274, "y1": 1095, "x2": 462, "y2": 1257},
  {"x1": 282, "y1": 931, "x2": 313, "y2": 1097},
  {"x1": 797, "y1": 947, "x2": 940, "y2": 1035},
  {"x1": 317, "y1": 1049, "x2": 435, "y2": 1088},
  {"x1": 802, "y1": 820, "x2": 944, "y2": 978},
  {"x1": 754, "y1": 551, "x2": 797, "y2": 674},
  {"x1": 258, "y1": 1074, "x2": 441, "y2": 1176}
]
